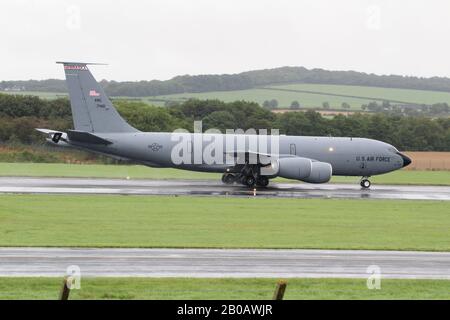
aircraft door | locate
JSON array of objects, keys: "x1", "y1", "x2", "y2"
[{"x1": 290, "y1": 144, "x2": 296, "y2": 155}]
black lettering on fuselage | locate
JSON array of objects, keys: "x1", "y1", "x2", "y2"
[{"x1": 356, "y1": 155, "x2": 390, "y2": 162}]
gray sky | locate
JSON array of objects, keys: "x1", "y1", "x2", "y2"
[{"x1": 2, "y1": 0, "x2": 450, "y2": 81}]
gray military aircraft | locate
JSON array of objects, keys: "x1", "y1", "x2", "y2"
[{"x1": 37, "y1": 62, "x2": 411, "y2": 189}]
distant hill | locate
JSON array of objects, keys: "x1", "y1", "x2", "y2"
[{"x1": 3, "y1": 66, "x2": 450, "y2": 97}]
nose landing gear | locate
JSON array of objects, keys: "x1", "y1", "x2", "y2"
[{"x1": 360, "y1": 177, "x2": 371, "y2": 189}]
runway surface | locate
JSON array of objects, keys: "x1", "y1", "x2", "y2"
[
  {"x1": 0, "y1": 248, "x2": 449, "y2": 279},
  {"x1": 0, "y1": 177, "x2": 449, "y2": 200}
]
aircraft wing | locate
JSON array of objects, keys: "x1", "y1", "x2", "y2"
[
  {"x1": 224, "y1": 150, "x2": 275, "y2": 157},
  {"x1": 224, "y1": 150, "x2": 278, "y2": 166}
]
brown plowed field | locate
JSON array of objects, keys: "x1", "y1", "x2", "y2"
[{"x1": 403, "y1": 152, "x2": 450, "y2": 170}]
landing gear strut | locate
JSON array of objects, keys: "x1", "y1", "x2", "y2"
[{"x1": 360, "y1": 178, "x2": 371, "y2": 189}]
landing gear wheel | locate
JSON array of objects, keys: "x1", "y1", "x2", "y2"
[
  {"x1": 222, "y1": 173, "x2": 235, "y2": 185},
  {"x1": 256, "y1": 176, "x2": 269, "y2": 187},
  {"x1": 245, "y1": 176, "x2": 256, "y2": 188},
  {"x1": 360, "y1": 179, "x2": 371, "y2": 189}
]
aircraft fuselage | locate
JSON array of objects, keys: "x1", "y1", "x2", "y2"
[{"x1": 68, "y1": 132, "x2": 409, "y2": 177}]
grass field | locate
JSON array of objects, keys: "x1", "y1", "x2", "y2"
[
  {"x1": 148, "y1": 88, "x2": 371, "y2": 109},
  {"x1": 268, "y1": 83, "x2": 450, "y2": 106},
  {"x1": 1, "y1": 162, "x2": 449, "y2": 186},
  {"x1": 0, "y1": 277, "x2": 448, "y2": 300},
  {"x1": 6, "y1": 83, "x2": 450, "y2": 109},
  {"x1": 0, "y1": 195, "x2": 448, "y2": 250}
]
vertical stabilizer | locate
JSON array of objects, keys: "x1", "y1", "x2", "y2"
[{"x1": 58, "y1": 62, "x2": 138, "y2": 133}]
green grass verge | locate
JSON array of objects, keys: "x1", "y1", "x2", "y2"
[
  {"x1": 0, "y1": 277, "x2": 448, "y2": 300},
  {"x1": 0, "y1": 162, "x2": 449, "y2": 186},
  {"x1": 0, "y1": 162, "x2": 218, "y2": 180},
  {"x1": 0, "y1": 195, "x2": 448, "y2": 251}
]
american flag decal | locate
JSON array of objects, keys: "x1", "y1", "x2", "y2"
[{"x1": 89, "y1": 90, "x2": 100, "y2": 97}]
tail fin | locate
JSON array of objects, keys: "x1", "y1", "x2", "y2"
[{"x1": 58, "y1": 61, "x2": 138, "y2": 133}]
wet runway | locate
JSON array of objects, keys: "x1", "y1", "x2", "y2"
[
  {"x1": 0, "y1": 177, "x2": 449, "y2": 200},
  {"x1": 0, "y1": 248, "x2": 448, "y2": 279}
]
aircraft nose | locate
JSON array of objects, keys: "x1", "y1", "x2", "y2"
[{"x1": 397, "y1": 152, "x2": 412, "y2": 168}]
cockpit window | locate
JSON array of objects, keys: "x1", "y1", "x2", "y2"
[{"x1": 388, "y1": 147, "x2": 398, "y2": 153}]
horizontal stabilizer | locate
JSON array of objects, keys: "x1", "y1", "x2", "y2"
[
  {"x1": 35, "y1": 128, "x2": 64, "y2": 135},
  {"x1": 35, "y1": 128, "x2": 68, "y2": 144},
  {"x1": 67, "y1": 130, "x2": 112, "y2": 145}
]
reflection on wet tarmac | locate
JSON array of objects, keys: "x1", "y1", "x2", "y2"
[{"x1": 0, "y1": 177, "x2": 449, "y2": 201}]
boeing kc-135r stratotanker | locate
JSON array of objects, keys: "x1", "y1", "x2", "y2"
[{"x1": 37, "y1": 62, "x2": 411, "y2": 189}]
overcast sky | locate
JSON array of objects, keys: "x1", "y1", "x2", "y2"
[{"x1": 2, "y1": 0, "x2": 450, "y2": 81}]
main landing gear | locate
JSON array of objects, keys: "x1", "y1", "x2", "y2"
[
  {"x1": 256, "y1": 176, "x2": 269, "y2": 187},
  {"x1": 360, "y1": 177, "x2": 371, "y2": 189},
  {"x1": 221, "y1": 173, "x2": 235, "y2": 185},
  {"x1": 221, "y1": 172, "x2": 270, "y2": 188}
]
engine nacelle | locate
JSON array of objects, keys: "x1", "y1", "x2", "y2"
[
  {"x1": 301, "y1": 161, "x2": 333, "y2": 183},
  {"x1": 272, "y1": 157, "x2": 332, "y2": 183},
  {"x1": 274, "y1": 157, "x2": 312, "y2": 180}
]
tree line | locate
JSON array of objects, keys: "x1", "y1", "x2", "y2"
[
  {"x1": 0, "y1": 94, "x2": 449, "y2": 151},
  {"x1": 3, "y1": 66, "x2": 450, "y2": 97}
]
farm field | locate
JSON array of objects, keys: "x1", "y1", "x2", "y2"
[
  {"x1": 146, "y1": 83, "x2": 450, "y2": 109},
  {"x1": 404, "y1": 152, "x2": 450, "y2": 171},
  {"x1": 267, "y1": 83, "x2": 450, "y2": 106},
  {"x1": 0, "y1": 277, "x2": 448, "y2": 300},
  {"x1": 147, "y1": 88, "x2": 371, "y2": 109},
  {"x1": 0, "y1": 195, "x2": 448, "y2": 251},
  {"x1": 1, "y1": 91, "x2": 66, "y2": 99}
]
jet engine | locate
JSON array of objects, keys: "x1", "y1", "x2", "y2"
[{"x1": 272, "y1": 157, "x2": 332, "y2": 183}]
